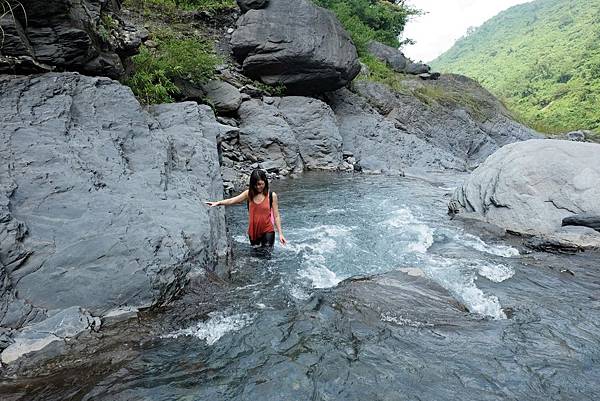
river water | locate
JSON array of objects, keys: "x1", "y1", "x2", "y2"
[{"x1": 4, "y1": 172, "x2": 600, "y2": 400}]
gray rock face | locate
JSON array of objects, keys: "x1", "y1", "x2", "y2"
[
  {"x1": 351, "y1": 76, "x2": 541, "y2": 169},
  {"x1": 230, "y1": 0, "x2": 360, "y2": 94},
  {"x1": 236, "y1": 99, "x2": 301, "y2": 173},
  {"x1": 201, "y1": 80, "x2": 243, "y2": 113},
  {"x1": 0, "y1": 0, "x2": 145, "y2": 78},
  {"x1": 0, "y1": 73, "x2": 229, "y2": 361},
  {"x1": 450, "y1": 139, "x2": 600, "y2": 248},
  {"x1": 236, "y1": 0, "x2": 269, "y2": 12},
  {"x1": 367, "y1": 40, "x2": 430, "y2": 75},
  {"x1": 327, "y1": 88, "x2": 465, "y2": 173},
  {"x1": 219, "y1": 96, "x2": 344, "y2": 189},
  {"x1": 275, "y1": 97, "x2": 343, "y2": 170}
]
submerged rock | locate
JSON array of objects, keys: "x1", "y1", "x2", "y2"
[
  {"x1": 0, "y1": 72, "x2": 230, "y2": 364},
  {"x1": 450, "y1": 139, "x2": 600, "y2": 249},
  {"x1": 230, "y1": 0, "x2": 360, "y2": 94}
]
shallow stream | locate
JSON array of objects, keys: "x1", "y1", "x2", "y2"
[{"x1": 5, "y1": 172, "x2": 600, "y2": 400}]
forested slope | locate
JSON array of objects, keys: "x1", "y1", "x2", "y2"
[{"x1": 432, "y1": 0, "x2": 600, "y2": 134}]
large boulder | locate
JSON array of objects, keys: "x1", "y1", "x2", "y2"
[
  {"x1": 449, "y1": 139, "x2": 600, "y2": 249},
  {"x1": 0, "y1": 0, "x2": 146, "y2": 78},
  {"x1": 0, "y1": 73, "x2": 230, "y2": 363},
  {"x1": 351, "y1": 75, "x2": 541, "y2": 169},
  {"x1": 367, "y1": 40, "x2": 430, "y2": 75},
  {"x1": 218, "y1": 96, "x2": 344, "y2": 189},
  {"x1": 201, "y1": 80, "x2": 243, "y2": 113},
  {"x1": 275, "y1": 97, "x2": 343, "y2": 170},
  {"x1": 230, "y1": 0, "x2": 360, "y2": 94}
]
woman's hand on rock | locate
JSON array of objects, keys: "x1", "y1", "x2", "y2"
[{"x1": 205, "y1": 201, "x2": 220, "y2": 207}]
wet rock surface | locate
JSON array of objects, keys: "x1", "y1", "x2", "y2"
[
  {"x1": 0, "y1": 73, "x2": 230, "y2": 364},
  {"x1": 230, "y1": 0, "x2": 360, "y2": 94},
  {"x1": 450, "y1": 139, "x2": 600, "y2": 249},
  {"x1": 562, "y1": 214, "x2": 600, "y2": 232}
]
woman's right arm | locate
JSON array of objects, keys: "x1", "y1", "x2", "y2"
[{"x1": 206, "y1": 190, "x2": 248, "y2": 207}]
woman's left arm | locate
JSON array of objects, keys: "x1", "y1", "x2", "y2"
[{"x1": 272, "y1": 192, "x2": 287, "y2": 245}]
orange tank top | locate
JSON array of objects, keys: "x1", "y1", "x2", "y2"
[{"x1": 248, "y1": 193, "x2": 275, "y2": 240}]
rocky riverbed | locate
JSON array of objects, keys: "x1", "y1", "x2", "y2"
[{"x1": 2, "y1": 173, "x2": 599, "y2": 400}]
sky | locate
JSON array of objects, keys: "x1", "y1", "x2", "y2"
[{"x1": 402, "y1": 0, "x2": 534, "y2": 63}]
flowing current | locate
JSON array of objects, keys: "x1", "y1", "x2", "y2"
[{"x1": 5, "y1": 172, "x2": 600, "y2": 400}]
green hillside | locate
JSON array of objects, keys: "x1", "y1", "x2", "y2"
[{"x1": 431, "y1": 0, "x2": 600, "y2": 134}]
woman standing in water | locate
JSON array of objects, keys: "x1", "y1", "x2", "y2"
[{"x1": 207, "y1": 169, "x2": 287, "y2": 247}]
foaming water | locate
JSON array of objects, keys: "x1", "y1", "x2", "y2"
[
  {"x1": 162, "y1": 312, "x2": 254, "y2": 345},
  {"x1": 461, "y1": 233, "x2": 520, "y2": 257},
  {"x1": 421, "y1": 256, "x2": 507, "y2": 319},
  {"x1": 225, "y1": 176, "x2": 519, "y2": 318},
  {"x1": 383, "y1": 208, "x2": 434, "y2": 254},
  {"x1": 285, "y1": 225, "x2": 355, "y2": 288},
  {"x1": 477, "y1": 262, "x2": 515, "y2": 283}
]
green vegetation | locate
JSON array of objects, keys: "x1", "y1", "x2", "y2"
[
  {"x1": 358, "y1": 54, "x2": 407, "y2": 92},
  {"x1": 126, "y1": 0, "x2": 236, "y2": 12},
  {"x1": 98, "y1": 14, "x2": 118, "y2": 42},
  {"x1": 312, "y1": 0, "x2": 418, "y2": 54},
  {"x1": 413, "y1": 85, "x2": 492, "y2": 122},
  {"x1": 122, "y1": 0, "x2": 230, "y2": 104},
  {"x1": 432, "y1": 0, "x2": 600, "y2": 134},
  {"x1": 126, "y1": 32, "x2": 219, "y2": 104}
]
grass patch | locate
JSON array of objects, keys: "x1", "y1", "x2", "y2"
[
  {"x1": 125, "y1": 31, "x2": 220, "y2": 104},
  {"x1": 414, "y1": 85, "x2": 492, "y2": 122}
]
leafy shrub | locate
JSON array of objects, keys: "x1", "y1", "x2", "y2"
[
  {"x1": 125, "y1": 35, "x2": 220, "y2": 104},
  {"x1": 312, "y1": 0, "x2": 418, "y2": 54}
]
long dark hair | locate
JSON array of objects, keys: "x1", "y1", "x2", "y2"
[{"x1": 248, "y1": 169, "x2": 269, "y2": 201}]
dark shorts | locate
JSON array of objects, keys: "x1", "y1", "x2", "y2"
[{"x1": 249, "y1": 231, "x2": 275, "y2": 247}]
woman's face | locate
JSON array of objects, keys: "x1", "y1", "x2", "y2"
[{"x1": 254, "y1": 180, "x2": 266, "y2": 193}]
